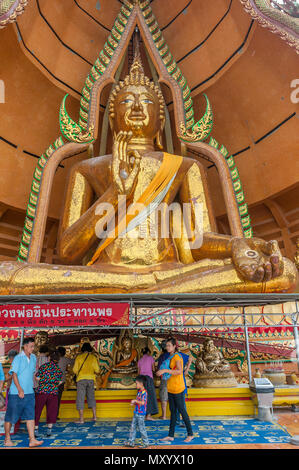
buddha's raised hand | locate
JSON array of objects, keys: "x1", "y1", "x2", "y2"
[
  {"x1": 112, "y1": 131, "x2": 141, "y2": 196},
  {"x1": 231, "y1": 238, "x2": 284, "y2": 283}
]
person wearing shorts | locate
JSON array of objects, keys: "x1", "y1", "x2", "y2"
[
  {"x1": 4, "y1": 337, "x2": 43, "y2": 448},
  {"x1": 0, "y1": 362, "x2": 4, "y2": 397},
  {"x1": 157, "y1": 342, "x2": 169, "y2": 420},
  {"x1": 73, "y1": 342, "x2": 100, "y2": 424}
]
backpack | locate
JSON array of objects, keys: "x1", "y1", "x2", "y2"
[
  {"x1": 160, "y1": 352, "x2": 187, "y2": 394},
  {"x1": 159, "y1": 353, "x2": 176, "y2": 380}
]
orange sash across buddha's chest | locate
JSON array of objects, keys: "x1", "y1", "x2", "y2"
[
  {"x1": 87, "y1": 152, "x2": 183, "y2": 266},
  {"x1": 100, "y1": 349, "x2": 137, "y2": 389}
]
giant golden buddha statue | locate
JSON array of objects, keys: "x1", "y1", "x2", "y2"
[{"x1": 0, "y1": 52, "x2": 297, "y2": 294}]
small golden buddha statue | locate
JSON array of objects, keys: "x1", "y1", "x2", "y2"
[
  {"x1": 193, "y1": 338, "x2": 237, "y2": 387},
  {"x1": 101, "y1": 330, "x2": 138, "y2": 389},
  {"x1": 112, "y1": 331, "x2": 138, "y2": 373},
  {"x1": 0, "y1": 51, "x2": 297, "y2": 294},
  {"x1": 34, "y1": 330, "x2": 50, "y2": 355},
  {"x1": 64, "y1": 346, "x2": 77, "y2": 390}
]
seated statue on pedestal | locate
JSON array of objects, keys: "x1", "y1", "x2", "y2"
[
  {"x1": 193, "y1": 338, "x2": 237, "y2": 388},
  {"x1": 34, "y1": 330, "x2": 51, "y2": 355},
  {"x1": 101, "y1": 330, "x2": 138, "y2": 389},
  {"x1": 0, "y1": 50, "x2": 297, "y2": 295}
]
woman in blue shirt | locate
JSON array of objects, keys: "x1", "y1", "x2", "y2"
[
  {"x1": 0, "y1": 362, "x2": 5, "y2": 408},
  {"x1": 0, "y1": 362, "x2": 4, "y2": 390}
]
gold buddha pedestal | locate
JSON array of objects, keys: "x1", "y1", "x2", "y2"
[
  {"x1": 107, "y1": 373, "x2": 137, "y2": 390},
  {"x1": 193, "y1": 339, "x2": 238, "y2": 388}
]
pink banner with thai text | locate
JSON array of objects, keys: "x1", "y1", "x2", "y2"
[{"x1": 0, "y1": 303, "x2": 130, "y2": 327}]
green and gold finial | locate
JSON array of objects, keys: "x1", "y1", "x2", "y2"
[
  {"x1": 179, "y1": 94, "x2": 213, "y2": 142},
  {"x1": 59, "y1": 94, "x2": 95, "y2": 144}
]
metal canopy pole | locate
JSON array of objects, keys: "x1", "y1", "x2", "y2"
[
  {"x1": 19, "y1": 328, "x2": 24, "y2": 352},
  {"x1": 243, "y1": 306, "x2": 252, "y2": 383},
  {"x1": 292, "y1": 301, "x2": 299, "y2": 372}
]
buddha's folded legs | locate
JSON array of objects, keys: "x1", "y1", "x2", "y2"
[
  {"x1": 144, "y1": 257, "x2": 298, "y2": 294},
  {"x1": 0, "y1": 257, "x2": 297, "y2": 295}
]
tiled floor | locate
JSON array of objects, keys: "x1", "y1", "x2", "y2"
[
  {"x1": 114, "y1": 410, "x2": 299, "y2": 449},
  {"x1": 3, "y1": 410, "x2": 299, "y2": 449}
]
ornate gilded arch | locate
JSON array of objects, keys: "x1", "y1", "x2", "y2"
[
  {"x1": 18, "y1": 0, "x2": 253, "y2": 264},
  {"x1": 0, "y1": 0, "x2": 27, "y2": 29},
  {"x1": 239, "y1": 0, "x2": 299, "y2": 54}
]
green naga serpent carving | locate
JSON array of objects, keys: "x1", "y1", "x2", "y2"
[
  {"x1": 18, "y1": 0, "x2": 252, "y2": 262},
  {"x1": 18, "y1": 136, "x2": 65, "y2": 261},
  {"x1": 0, "y1": 0, "x2": 27, "y2": 29},
  {"x1": 59, "y1": 94, "x2": 94, "y2": 144},
  {"x1": 239, "y1": 0, "x2": 299, "y2": 54}
]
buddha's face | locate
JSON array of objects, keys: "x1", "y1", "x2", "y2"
[
  {"x1": 35, "y1": 332, "x2": 48, "y2": 347},
  {"x1": 112, "y1": 85, "x2": 161, "y2": 138},
  {"x1": 205, "y1": 340, "x2": 215, "y2": 352},
  {"x1": 122, "y1": 337, "x2": 132, "y2": 351}
]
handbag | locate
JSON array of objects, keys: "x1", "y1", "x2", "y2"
[
  {"x1": 160, "y1": 352, "x2": 187, "y2": 394},
  {"x1": 73, "y1": 353, "x2": 89, "y2": 385}
]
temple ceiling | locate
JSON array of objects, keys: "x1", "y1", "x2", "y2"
[{"x1": 0, "y1": 0, "x2": 298, "y2": 269}]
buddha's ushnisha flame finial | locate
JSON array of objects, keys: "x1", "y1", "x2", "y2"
[
  {"x1": 129, "y1": 30, "x2": 144, "y2": 77},
  {"x1": 109, "y1": 38, "x2": 166, "y2": 127}
]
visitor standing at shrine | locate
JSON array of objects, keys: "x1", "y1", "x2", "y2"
[
  {"x1": 0, "y1": 362, "x2": 4, "y2": 396},
  {"x1": 126, "y1": 375, "x2": 150, "y2": 448},
  {"x1": 0, "y1": 362, "x2": 4, "y2": 409},
  {"x1": 73, "y1": 342, "x2": 100, "y2": 424},
  {"x1": 6, "y1": 350, "x2": 18, "y2": 394},
  {"x1": 34, "y1": 350, "x2": 63, "y2": 437},
  {"x1": 175, "y1": 350, "x2": 192, "y2": 427},
  {"x1": 2, "y1": 351, "x2": 20, "y2": 431},
  {"x1": 157, "y1": 341, "x2": 169, "y2": 420},
  {"x1": 33, "y1": 345, "x2": 49, "y2": 390},
  {"x1": 4, "y1": 337, "x2": 43, "y2": 447},
  {"x1": 157, "y1": 337, "x2": 194, "y2": 443},
  {"x1": 57, "y1": 347, "x2": 74, "y2": 419},
  {"x1": 138, "y1": 347, "x2": 158, "y2": 420}
]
